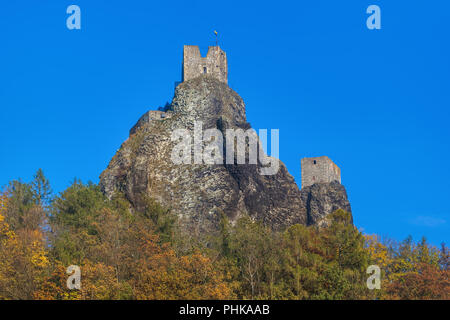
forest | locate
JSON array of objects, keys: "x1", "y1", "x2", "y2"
[{"x1": 0, "y1": 169, "x2": 448, "y2": 300}]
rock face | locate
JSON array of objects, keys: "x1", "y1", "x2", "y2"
[
  {"x1": 300, "y1": 181, "x2": 352, "y2": 227},
  {"x1": 100, "y1": 76, "x2": 351, "y2": 232}
]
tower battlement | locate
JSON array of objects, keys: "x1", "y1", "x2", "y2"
[
  {"x1": 182, "y1": 45, "x2": 228, "y2": 84},
  {"x1": 301, "y1": 156, "x2": 341, "y2": 188}
]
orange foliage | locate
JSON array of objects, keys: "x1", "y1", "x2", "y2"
[
  {"x1": 385, "y1": 263, "x2": 450, "y2": 300},
  {"x1": 133, "y1": 231, "x2": 234, "y2": 299}
]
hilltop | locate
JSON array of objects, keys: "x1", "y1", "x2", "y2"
[{"x1": 99, "y1": 75, "x2": 351, "y2": 233}]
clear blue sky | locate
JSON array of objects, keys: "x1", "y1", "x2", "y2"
[{"x1": 1, "y1": 1, "x2": 449, "y2": 246}]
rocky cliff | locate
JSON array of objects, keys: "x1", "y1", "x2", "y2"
[
  {"x1": 300, "y1": 181, "x2": 352, "y2": 227},
  {"x1": 100, "y1": 76, "x2": 351, "y2": 233}
]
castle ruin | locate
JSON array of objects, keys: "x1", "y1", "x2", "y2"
[
  {"x1": 301, "y1": 156, "x2": 341, "y2": 188},
  {"x1": 129, "y1": 110, "x2": 172, "y2": 135},
  {"x1": 102, "y1": 44, "x2": 352, "y2": 232},
  {"x1": 130, "y1": 45, "x2": 228, "y2": 136},
  {"x1": 182, "y1": 45, "x2": 228, "y2": 84}
]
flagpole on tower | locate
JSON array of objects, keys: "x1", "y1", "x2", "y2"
[{"x1": 214, "y1": 30, "x2": 218, "y2": 46}]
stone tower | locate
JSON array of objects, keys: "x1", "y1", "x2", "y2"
[
  {"x1": 301, "y1": 156, "x2": 341, "y2": 188},
  {"x1": 182, "y1": 45, "x2": 228, "y2": 84}
]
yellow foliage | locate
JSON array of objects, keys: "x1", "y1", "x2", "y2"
[
  {"x1": 364, "y1": 234, "x2": 391, "y2": 270},
  {"x1": 0, "y1": 193, "x2": 50, "y2": 299}
]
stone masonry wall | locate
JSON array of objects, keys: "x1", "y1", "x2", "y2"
[
  {"x1": 129, "y1": 110, "x2": 172, "y2": 135},
  {"x1": 183, "y1": 45, "x2": 227, "y2": 84},
  {"x1": 301, "y1": 156, "x2": 341, "y2": 188}
]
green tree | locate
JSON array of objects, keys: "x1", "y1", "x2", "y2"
[
  {"x1": 4, "y1": 180, "x2": 36, "y2": 230},
  {"x1": 31, "y1": 168, "x2": 52, "y2": 207},
  {"x1": 228, "y1": 217, "x2": 278, "y2": 299},
  {"x1": 49, "y1": 180, "x2": 109, "y2": 265},
  {"x1": 321, "y1": 210, "x2": 369, "y2": 299},
  {"x1": 140, "y1": 196, "x2": 176, "y2": 244}
]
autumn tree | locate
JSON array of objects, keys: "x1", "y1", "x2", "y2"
[
  {"x1": 0, "y1": 192, "x2": 49, "y2": 299},
  {"x1": 133, "y1": 237, "x2": 233, "y2": 299},
  {"x1": 35, "y1": 260, "x2": 130, "y2": 300},
  {"x1": 2, "y1": 172, "x2": 449, "y2": 301},
  {"x1": 439, "y1": 243, "x2": 449, "y2": 271},
  {"x1": 385, "y1": 263, "x2": 449, "y2": 300}
]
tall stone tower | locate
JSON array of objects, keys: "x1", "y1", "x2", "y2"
[
  {"x1": 182, "y1": 45, "x2": 228, "y2": 84},
  {"x1": 301, "y1": 156, "x2": 341, "y2": 188}
]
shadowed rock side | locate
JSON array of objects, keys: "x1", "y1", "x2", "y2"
[
  {"x1": 100, "y1": 76, "x2": 351, "y2": 233},
  {"x1": 300, "y1": 181, "x2": 352, "y2": 227}
]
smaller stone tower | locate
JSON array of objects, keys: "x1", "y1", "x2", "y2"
[
  {"x1": 182, "y1": 45, "x2": 228, "y2": 84},
  {"x1": 301, "y1": 156, "x2": 341, "y2": 188}
]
